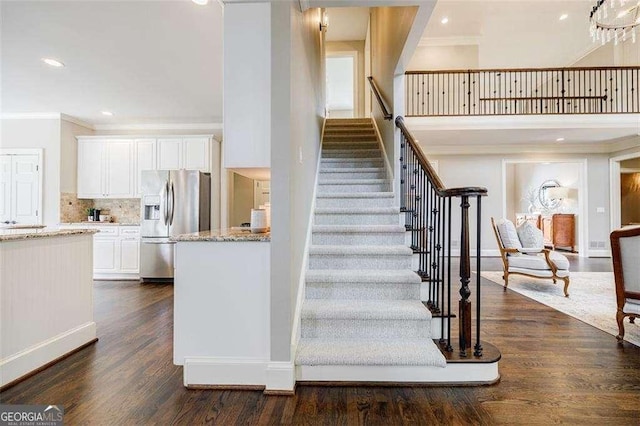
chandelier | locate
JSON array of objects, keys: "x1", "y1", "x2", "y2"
[{"x1": 590, "y1": 0, "x2": 640, "y2": 44}]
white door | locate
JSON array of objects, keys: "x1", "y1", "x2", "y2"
[
  {"x1": 11, "y1": 155, "x2": 40, "y2": 224},
  {"x1": 157, "y1": 139, "x2": 182, "y2": 170},
  {"x1": 0, "y1": 156, "x2": 11, "y2": 223},
  {"x1": 105, "y1": 140, "x2": 134, "y2": 198},
  {"x1": 0, "y1": 154, "x2": 40, "y2": 225},
  {"x1": 183, "y1": 138, "x2": 210, "y2": 171},
  {"x1": 326, "y1": 55, "x2": 356, "y2": 118}
]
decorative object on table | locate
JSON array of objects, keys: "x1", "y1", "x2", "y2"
[
  {"x1": 491, "y1": 217, "x2": 571, "y2": 297},
  {"x1": 590, "y1": 0, "x2": 639, "y2": 45},
  {"x1": 609, "y1": 225, "x2": 640, "y2": 343},
  {"x1": 86, "y1": 208, "x2": 95, "y2": 222},
  {"x1": 538, "y1": 179, "x2": 561, "y2": 212},
  {"x1": 522, "y1": 186, "x2": 539, "y2": 213},
  {"x1": 250, "y1": 208, "x2": 268, "y2": 233},
  {"x1": 546, "y1": 186, "x2": 572, "y2": 213},
  {"x1": 92, "y1": 209, "x2": 101, "y2": 222},
  {"x1": 99, "y1": 214, "x2": 112, "y2": 222}
]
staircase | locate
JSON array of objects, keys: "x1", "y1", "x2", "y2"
[{"x1": 295, "y1": 118, "x2": 447, "y2": 382}]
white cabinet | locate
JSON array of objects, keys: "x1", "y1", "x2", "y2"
[
  {"x1": 135, "y1": 139, "x2": 157, "y2": 197},
  {"x1": 77, "y1": 139, "x2": 135, "y2": 199},
  {"x1": 158, "y1": 137, "x2": 210, "y2": 172},
  {"x1": 94, "y1": 238, "x2": 118, "y2": 272}
]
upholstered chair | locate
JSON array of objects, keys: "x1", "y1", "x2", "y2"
[
  {"x1": 610, "y1": 226, "x2": 640, "y2": 343},
  {"x1": 491, "y1": 217, "x2": 571, "y2": 297}
]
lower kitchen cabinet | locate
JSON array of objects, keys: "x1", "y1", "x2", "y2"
[
  {"x1": 119, "y1": 238, "x2": 141, "y2": 272},
  {"x1": 94, "y1": 238, "x2": 118, "y2": 272}
]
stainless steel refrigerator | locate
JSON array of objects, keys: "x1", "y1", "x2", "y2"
[{"x1": 140, "y1": 170, "x2": 211, "y2": 280}]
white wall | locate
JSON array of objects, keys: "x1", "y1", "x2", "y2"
[
  {"x1": 0, "y1": 118, "x2": 61, "y2": 225},
  {"x1": 427, "y1": 152, "x2": 612, "y2": 256},
  {"x1": 408, "y1": 45, "x2": 479, "y2": 70},
  {"x1": 223, "y1": 2, "x2": 271, "y2": 170},
  {"x1": 270, "y1": 2, "x2": 324, "y2": 363}
]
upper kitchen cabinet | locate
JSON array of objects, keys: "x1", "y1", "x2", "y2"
[
  {"x1": 157, "y1": 137, "x2": 211, "y2": 172},
  {"x1": 77, "y1": 139, "x2": 135, "y2": 199},
  {"x1": 135, "y1": 139, "x2": 157, "y2": 197}
]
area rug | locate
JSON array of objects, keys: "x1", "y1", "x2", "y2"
[{"x1": 481, "y1": 271, "x2": 640, "y2": 347}]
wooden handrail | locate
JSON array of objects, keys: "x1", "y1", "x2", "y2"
[
  {"x1": 367, "y1": 76, "x2": 393, "y2": 120},
  {"x1": 395, "y1": 116, "x2": 487, "y2": 198},
  {"x1": 406, "y1": 66, "x2": 640, "y2": 75}
]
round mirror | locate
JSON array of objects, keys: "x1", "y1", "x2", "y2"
[{"x1": 538, "y1": 179, "x2": 561, "y2": 211}]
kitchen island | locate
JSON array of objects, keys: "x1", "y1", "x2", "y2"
[
  {"x1": 172, "y1": 229, "x2": 275, "y2": 390},
  {"x1": 0, "y1": 228, "x2": 98, "y2": 389}
]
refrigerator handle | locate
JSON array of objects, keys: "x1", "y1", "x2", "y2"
[
  {"x1": 163, "y1": 182, "x2": 169, "y2": 225},
  {"x1": 169, "y1": 182, "x2": 175, "y2": 225}
]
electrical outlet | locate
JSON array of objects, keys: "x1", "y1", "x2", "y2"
[{"x1": 596, "y1": 207, "x2": 605, "y2": 213}]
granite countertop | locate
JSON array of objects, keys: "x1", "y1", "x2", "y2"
[
  {"x1": 59, "y1": 222, "x2": 140, "y2": 226},
  {"x1": 172, "y1": 229, "x2": 271, "y2": 242},
  {"x1": 0, "y1": 228, "x2": 99, "y2": 242}
]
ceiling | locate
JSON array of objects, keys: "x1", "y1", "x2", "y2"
[
  {"x1": 1, "y1": 0, "x2": 223, "y2": 126},
  {"x1": 419, "y1": 0, "x2": 599, "y2": 68},
  {"x1": 325, "y1": 7, "x2": 370, "y2": 41}
]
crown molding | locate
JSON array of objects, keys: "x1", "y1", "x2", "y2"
[
  {"x1": 60, "y1": 114, "x2": 94, "y2": 130},
  {"x1": 92, "y1": 122, "x2": 223, "y2": 131},
  {"x1": 1, "y1": 112, "x2": 61, "y2": 120}
]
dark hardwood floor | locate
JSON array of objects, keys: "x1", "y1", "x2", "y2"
[{"x1": 2, "y1": 257, "x2": 640, "y2": 425}]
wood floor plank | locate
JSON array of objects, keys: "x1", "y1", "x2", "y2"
[{"x1": 2, "y1": 257, "x2": 640, "y2": 424}]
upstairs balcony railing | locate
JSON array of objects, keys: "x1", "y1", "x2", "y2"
[
  {"x1": 406, "y1": 66, "x2": 640, "y2": 116},
  {"x1": 368, "y1": 76, "x2": 488, "y2": 357}
]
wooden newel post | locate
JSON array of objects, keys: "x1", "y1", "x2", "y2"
[{"x1": 459, "y1": 195, "x2": 472, "y2": 357}]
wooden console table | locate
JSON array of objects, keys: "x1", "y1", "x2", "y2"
[{"x1": 541, "y1": 213, "x2": 575, "y2": 252}]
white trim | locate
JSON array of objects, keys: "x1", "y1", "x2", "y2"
[
  {"x1": 296, "y1": 362, "x2": 499, "y2": 384},
  {"x1": 609, "y1": 150, "x2": 640, "y2": 231},
  {"x1": 60, "y1": 114, "x2": 94, "y2": 130},
  {"x1": 422, "y1": 142, "x2": 635, "y2": 156},
  {"x1": 298, "y1": 0, "x2": 310, "y2": 12},
  {"x1": 370, "y1": 117, "x2": 394, "y2": 183},
  {"x1": 93, "y1": 273, "x2": 139, "y2": 281},
  {"x1": 0, "y1": 322, "x2": 96, "y2": 387},
  {"x1": 500, "y1": 158, "x2": 588, "y2": 257},
  {"x1": 0, "y1": 112, "x2": 61, "y2": 120},
  {"x1": 588, "y1": 249, "x2": 611, "y2": 258},
  {"x1": 92, "y1": 122, "x2": 223, "y2": 131},
  {"x1": 0, "y1": 148, "x2": 44, "y2": 225},
  {"x1": 183, "y1": 357, "x2": 267, "y2": 387},
  {"x1": 290, "y1": 119, "x2": 326, "y2": 367},
  {"x1": 76, "y1": 134, "x2": 216, "y2": 140},
  {"x1": 265, "y1": 361, "x2": 295, "y2": 392}
]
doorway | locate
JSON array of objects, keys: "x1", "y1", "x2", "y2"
[
  {"x1": 326, "y1": 53, "x2": 358, "y2": 118},
  {"x1": 610, "y1": 152, "x2": 640, "y2": 229}
]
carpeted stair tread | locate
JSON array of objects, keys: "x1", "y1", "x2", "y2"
[
  {"x1": 319, "y1": 179, "x2": 389, "y2": 185},
  {"x1": 316, "y1": 192, "x2": 394, "y2": 199},
  {"x1": 312, "y1": 225, "x2": 405, "y2": 233},
  {"x1": 296, "y1": 338, "x2": 446, "y2": 367},
  {"x1": 306, "y1": 269, "x2": 420, "y2": 284},
  {"x1": 309, "y1": 245, "x2": 412, "y2": 256},
  {"x1": 302, "y1": 299, "x2": 431, "y2": 320},
  {"x1": 321, "y1": 167, "x2": 385, "y2": 173},
  {"x1": 315, "y1": 207, "x2": 398, "y2": 214}
]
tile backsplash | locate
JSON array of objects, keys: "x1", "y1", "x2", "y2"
[
  {"x1": 59, "y1": 193, "x2": 140, "y2": 224},
  {"x1": 93, "y1": 199, "x2": 140, "y2": 224}
]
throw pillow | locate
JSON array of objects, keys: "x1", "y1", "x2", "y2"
[
  {"x1": 517, "y1": 221, "x2": 544, "y2": 250},
  {"x1": 496, "y1": 219, "x2": 523, "y2": 251}
]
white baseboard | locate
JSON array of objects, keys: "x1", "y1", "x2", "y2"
[
  {"x1": 587, "y1": 249, "x2": 611, "y2": 258},
  {"x1": 297, "y1": 362, "x2": 499, "y2": 384},
  {"x1": 1, "y1": 322, "x2": 96, "y2": 387},
  {"x1": 183, "y1": 357, "x2": 267, "y2": 387},
  {"x1": 266, "y1": 361, "x2": 295, "y2": 392},
  {"x1": 93, "y1": 273, "x2": 140, "y2": 280}
]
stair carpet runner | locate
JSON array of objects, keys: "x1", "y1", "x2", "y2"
[{"x1": 295, "y1": 118, "x2": 446, "y2": 374}]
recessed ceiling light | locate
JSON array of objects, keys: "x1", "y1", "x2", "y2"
[
  {"x1": 441, "y1": 17, "x2": 449, "y2": 24},
  {"x1": 101, "y1": 111, "x2": 114, "y2": 116},
  {"x1": 42, "y1": 58, "x2": 64, "y2": 68},
  {"x1": 192, "y1": 0, "x2": 209, "y2": 4},
  {"x1": 556, "y1": 137, "x2": 565, "y2": 142},
  {"x1": 559, "y1": 14, "x2": 568, "y2": 21}
]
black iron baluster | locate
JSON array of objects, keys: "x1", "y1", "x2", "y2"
[
  {"x1": 459, "y1": 195, "x2": 472, "y2": 357},
  {"x1": 474, "y1": 195, "x2": 483, "y2": 357}
]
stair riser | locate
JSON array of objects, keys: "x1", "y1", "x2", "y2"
[
  {"x1": 324, "y1": 129, "x2": 376, "y2": 136},
  {"x1": 306, "y1": 283, "x2": 420, "y2": 300},
  {"x1": 312, "y1": 232, "x2": 405, "y2": 245},
  {"x1": 314, "y1": 213, "x2": 399, "y2": 226},
  {"x1": 301, "y1": 319, "x2": 431, "y2": 339},
  {"x1": 324, "y1": 135, "x2": 378, "y2": 142},
  {"x1": 315, "y1": 197, "x2": 394, "y2": 209},
  {"x1": 322, "y1": 151, "x2": 381, "y2": 159},
  {"x1": 309, "y1": 254, "x2": 412, "y2": 270},
  {"x1": 323, "y1": 143, "x2": 379, "y2": 150},
  {"x1": 321, "y1": 160, "x2": 384, "y2": 169},
  {"x1": 318, "y1": 183, "x2": 390, "y2": 193},
  {"x1": 320, "y1": 171, "x2": 386, "y2": 180}
]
